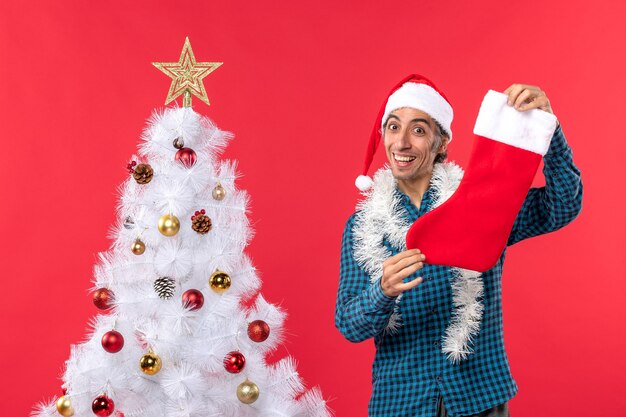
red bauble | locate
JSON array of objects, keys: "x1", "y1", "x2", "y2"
[
  {"x1": 92, "y1": 395, "x2": 114, "y2": 416},
  {"x1": 101, "y1": 330, "x2": 124, "y2": 353},
  {"x1": 93, "y1": 288, "x2": 114, "y2": 310},
  {"x1": 223, "y1": 351, "x2": 246, "y2": 373},
  {"x1": 182, "y1": 289, "x2": 204, "y2": 311},
  {"x1": 247, "y1": 320, "x2": 270, "y2": 343},
  {"x1": 175, "y1": 148, "x2": 197, "y2": 168}
]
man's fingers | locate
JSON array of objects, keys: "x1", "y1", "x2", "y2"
[
  {"x1": 390, "y1": 261, "x2": 424, "y2": 283},
  {"x1": 519, "y1": 95, "x2": 550, "y2": 112},
  {"x1": 505, "y1": 84, "x2": 524, "y2": 105},
  {"x1": 386, "y1": 254, "x2": 423, "y2": 275},
  {"x1": 396, "y1": 276, "x2": 424, "y2": 292},
  {"x1": 513, "y1": 89, "x2": 534, "y2": 109},
  {"x1": 387, "y1": 252, "x2": 426, "y2": 276},
  {"x1": 503, "y1": 84, "x2": 523, "y2": 95},
  {"x1": 381, "y1": 249, "x2": 428, "y2": 296},
  {"x1": 504, "y1": 83, "x2": 554, "y2": 114},
  {"x1": 383, "y1": 249, "x2": 422, "y2": 268},
  {"x1": 505, "y1": 84, "x2": 541, "y2": 105}
]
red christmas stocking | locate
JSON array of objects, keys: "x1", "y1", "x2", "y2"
[{"x1": 406, "y1": 90, "x2": 558, "y2": 272}]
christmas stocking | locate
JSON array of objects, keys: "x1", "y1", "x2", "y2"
[{"x1": 406, "y1": 90, "x2": 558, "y2": 272}]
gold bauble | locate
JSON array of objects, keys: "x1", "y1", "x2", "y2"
[
  {"x1": 158, "y1": 214, "x2": 180, "y2": 236},
  {"x1": 131, "y1": 238, "x2": 146, "y2": 255},
  {"x1": 56, "y1": 395, "x2": 74, "y2": 417},
  {"x1": 237, "y1": 379, "x2": 260, "y2": 404},
  {"x1": 209, "y1": 270, "x2": 231, "y2": 293},
  {"x1": 212, "y1": 183, "x2": 226, "y2": 201},
  {"x1": 139, "y1": 352, "x2": 162, "y2": 375}
]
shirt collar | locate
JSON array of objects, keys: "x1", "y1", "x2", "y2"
[{"x1": 394, "y1": 183, "x2": 435, "y2": 219}]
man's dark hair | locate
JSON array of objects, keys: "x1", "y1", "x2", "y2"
[{"x1": 433, "y1": 120, "x2": 449, "y2": 164}]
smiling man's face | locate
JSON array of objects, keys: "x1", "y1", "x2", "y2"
[{"x1": 383, "y1": 107, "x2": 448, "y2": 183}]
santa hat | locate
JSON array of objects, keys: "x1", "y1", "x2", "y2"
[{"x1": 355, "y1": 74, "x2": 454, "y2": 191}]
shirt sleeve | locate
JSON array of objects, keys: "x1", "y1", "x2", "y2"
[
  {"x1": 507, "y1": 125, "x2": 583, "y2": 246},
  {"x1": 335, "y1": 213, "x2": 398, "y2": 343}
]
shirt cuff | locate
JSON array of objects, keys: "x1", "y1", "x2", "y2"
[{"x1": 368, "y1": 277, "x2": 398, "y2": 312}]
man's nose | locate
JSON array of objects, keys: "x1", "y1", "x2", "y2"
[{"x1": 397, "y1": 129, "x2": 411, "y2": 148}]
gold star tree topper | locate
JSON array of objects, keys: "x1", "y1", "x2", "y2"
[{"x1": 153, "y1": 37, "x2": 222, "y2": 107}]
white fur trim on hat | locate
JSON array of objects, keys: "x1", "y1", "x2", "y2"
[
  {"x1": 382, "y1": 82, "x2": 454, "y2": 141},
  {"x1": 473, "y1": 90, "x2": 557, "y2": 155}
]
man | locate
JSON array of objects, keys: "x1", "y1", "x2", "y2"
[{"x1": 335, "y1": 74, "x2": 583, "y2": 417}]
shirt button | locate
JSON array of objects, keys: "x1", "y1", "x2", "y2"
[
  {"x1": 430, "y1": 307, "x2": 437, "y2": 314},
  {"x1": 433, "y1": 340, "x2": 440, "y2": 347},
  {"x1": 435, "y1": 375, "x2": 443, "y2": 382}
]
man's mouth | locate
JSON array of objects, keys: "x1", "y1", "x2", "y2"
[{"x1": 393, "y1": 153, "x2": 417, "y2": 166}]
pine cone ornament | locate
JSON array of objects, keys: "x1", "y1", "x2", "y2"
[
  {"x1": 154, "y1": 277, "x2": 175, "y2": 299},
  {"x1": 133, "y1": 163, "x2": 154, "y2": 184},
  {"x1": 191, "y1": 209, "x2": 212, "y2": 234}
]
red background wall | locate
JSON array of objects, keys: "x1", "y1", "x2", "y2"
[{"x1": 1, "y1": 1, "x2": 624, "y2": 416}]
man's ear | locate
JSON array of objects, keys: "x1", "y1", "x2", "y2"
[{"x1": 439, "y1": 137, "x2": 450, "y2": 153}]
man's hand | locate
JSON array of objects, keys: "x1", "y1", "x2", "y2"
[
  {"x1": 381, "y1": 249, "x2": 425, "y2": 297},
  {"x1": 504, "y1": 84, "x2": 554, "y2": 115}
]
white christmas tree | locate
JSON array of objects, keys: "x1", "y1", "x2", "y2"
[{"x1": 33, "y1": 38, "x2": 330, "y2": 417}]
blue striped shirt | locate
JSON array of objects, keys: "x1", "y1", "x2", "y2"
[{"x1": 335, "y1": 126, "x2": 583, "y2": 417}]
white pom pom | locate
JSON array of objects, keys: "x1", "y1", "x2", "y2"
[{"x1": 355, "y1": 175, "x2": 374, "y2": 191}]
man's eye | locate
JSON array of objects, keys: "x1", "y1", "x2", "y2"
[
  {"x1": 413, "y1": 127, "x2": 425, "y2": 134},
  {"x1": 387, "y1": 124, "x2": 398, "y2": 131}
]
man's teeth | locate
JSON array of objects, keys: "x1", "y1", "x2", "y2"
[{"x1": 394, "y1": 154, "x2": 416, "y2": 162}]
